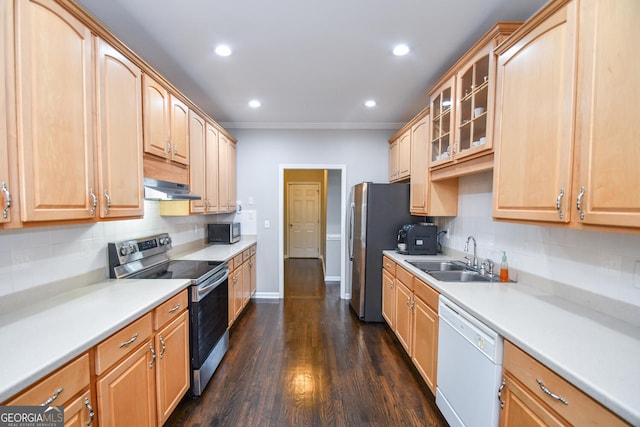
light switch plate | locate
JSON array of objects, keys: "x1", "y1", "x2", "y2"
[{"x1": 264, "y1": 220, "x2": 270, "y2": 229}]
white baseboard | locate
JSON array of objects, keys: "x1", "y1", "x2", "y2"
[
  {"x1": 253, "y1": 292, "x2": 281, "y2": 299},
  {"x1": 324, "y1": 276, "x2": 340, "y2": 283}
]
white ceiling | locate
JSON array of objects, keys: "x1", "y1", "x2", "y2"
[{"x1": 76, "y1": 0, "x2": 547, "y2": 130}]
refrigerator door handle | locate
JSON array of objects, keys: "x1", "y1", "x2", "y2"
[{"x1": 348, "y1": 202, "x2": 355, "y2": 260}]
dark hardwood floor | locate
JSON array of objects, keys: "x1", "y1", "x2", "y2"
[{"x1": 166, "y1": 258, "x2": 447, "y2": 427}]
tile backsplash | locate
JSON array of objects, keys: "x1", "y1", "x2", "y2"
[
  {"x1": 0, "y1": 201, "x2": 232, "y2": 297},
  {"x1": 436, "y1": 171, "x2": 640, "y2": 308}
]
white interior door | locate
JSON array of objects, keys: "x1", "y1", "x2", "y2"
[{"x1": 288, "y1": 183, "x2": 320, "y2": 258}]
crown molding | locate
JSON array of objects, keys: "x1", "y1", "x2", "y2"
[{"x1": 219, "y1": 121, "x2": 405, "y2": 130}]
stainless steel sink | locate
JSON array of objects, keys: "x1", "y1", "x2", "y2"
[
  {"x1": 427, "y1": 270, "x2": 492, "y2": 282},
  {"x1": 406, "y1": 260, "x2": 467, "y2": 272}
]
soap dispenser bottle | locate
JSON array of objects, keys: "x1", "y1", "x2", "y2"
[{"x1": 499, "y1": 251, "x2": 509, "y2": 282}]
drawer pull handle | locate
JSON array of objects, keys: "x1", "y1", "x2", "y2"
[
  {"x1": 2, "y1": 182, "x2": 11, "y2": 219},
  {"x1": 556, "y1": 188, "x2": 565, "y2": 219},
  {"x1": 159, "y1": 335, "x2": 166, "y2": 359},
  {"x1": 168, "y1": 303, "x2": 181, "y2": 313},
  {"x1": 498, "y1": 378, "x2": 505, "y2": 409},
  {"x1": 149, "y1": 343, "x2": 156, "y2": 369},
  {"x1": 536, "y1": 378, "x2": 568, "y2": 405},
  {"x1": 576, "y1": 186, "x2": 585, "y2": 220},
  {"x1": 40, "y1": 387, "x2": 63, "y2": 406},
  {"x1": 119, "y1": 333, "x2": 139, "y2": 348},
  {"x1": 84, "y1": 397, "x2": 95, "y2": 427}
]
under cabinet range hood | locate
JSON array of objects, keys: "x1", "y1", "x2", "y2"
[{"x1": 143, "y1": 178, "x2": 202, "y2": 201}]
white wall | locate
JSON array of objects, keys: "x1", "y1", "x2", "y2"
[
  {"x1": 234, "y1": 128, "x2": 393, "y2": 295},
  {"x1": 0, "y1": 201, "x2": 215, "y2": 297},
  {"x1": 325, "y1": 169, "x2": 342, "y2": 280},
  {"x1": 436, "y1": 171, "x2": 640, "y2": 307},
  {"x1": 0, "y1": 128, "x2": 392, "y2": 299}
]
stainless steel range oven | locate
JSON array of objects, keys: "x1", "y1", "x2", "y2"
[{"x1": 108, "y1": 233, "x2": 229, "y2": 396}]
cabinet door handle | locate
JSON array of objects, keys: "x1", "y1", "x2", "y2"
[
  {"x1": 159, "y1": 335, "x2": 166, "y2": 359},
  {"x1": 84, "y1": 397, "x2": 95, "y2": 427},
  {"x1": 556, "y1": 188, "x2": 565, "y2": 219},
  {"x1": 2, "y1": 182, "x2": 11, "y2": 219},
  {"x1": 40, "y1": 387, "x2": 63, "y2": 406},
  {"x1": 89, "y1": 188, "x2": 97, "y2": 216},
  {"x1": 498, "y1": 378, "x2": 505, "y2": 409},
  {"x1": 104, "y1": 190, "x2": 111, "y2": 216},
  {"x1": 536, "y1": 378, "x2": 568, "y2": 405},
  {"x1": 119, "y1": 332, "x2": 138, "y2": 348},
  {"x1": 149, "y1": 343, "x2": 156, "y2": 369},
  {"x1": 576, "y1": 186, "x2": 585, "y2": 220},
  {"x1": 173, "y1": 144, "x2": 178, "y2": 155},
  {"x1": 165, "y1": 141, "x2": 171, "y2": 155}
]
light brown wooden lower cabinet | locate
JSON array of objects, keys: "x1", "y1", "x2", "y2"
[
  {"x1": 381, "y1": 268, "x2": 396, "y2": 328},
  {"x1": 155, "y1": 310, "x2": 190, "y2": 425},
  {"x1": 97, "y1": 340, "x2": 157, "y2": 427},
  {"x1": 411, "y1": 294, "x2": 438, "y2": 394},
  {"x1": 499, "y1": 340, "x2": 630, "y2": 427},
  {"x1": 381, "y1": 259, "x2": 440, "y2": 395},
  {"x1": 6, "y1": 353, "x2": 94, "y2": 427},
  {"x1": 394, "y1": 277, "x2": 413, "y2": 354},
  {"x1": 228, "y1": 244, "x2": 257, "y2": 327}
]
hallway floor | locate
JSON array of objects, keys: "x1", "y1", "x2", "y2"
[{"x1": 166, "y1": 258, "x2": 447, "y2": 426}]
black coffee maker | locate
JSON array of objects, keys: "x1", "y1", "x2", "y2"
[{"x1": 396, "y1": 223, "x2": 438, "y2": 255}]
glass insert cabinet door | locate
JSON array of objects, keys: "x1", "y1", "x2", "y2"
[
  {"x1": 430, "y1": 76, "x2": 455, "y2": 165},
  {"x1": 456, "y1": 53, "x2": 490, "y2": 157}
]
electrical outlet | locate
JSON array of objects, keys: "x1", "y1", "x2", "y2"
[
  {"x1": 444, "y1": 228, "x2": 450, "y2": 238},
  {"x1": 248, "y1": 197, "x2": 254, "y2": 205},
  {"x1": 633, "y1": 260, "x2": 640, "y2": 289}
]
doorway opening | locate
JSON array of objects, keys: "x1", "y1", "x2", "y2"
[{"x1": 278, "y1": 164, "x2": 347, "y2": 300}]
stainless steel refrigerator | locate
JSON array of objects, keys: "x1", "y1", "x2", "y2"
[{"x1": 349, "y1": 182, "x2": 413, "y2": 322}]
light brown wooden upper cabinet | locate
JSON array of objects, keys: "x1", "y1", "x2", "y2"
[
  {"x1": 16, "y1": 0, "x2": 97, "y2": 222},
  {"x1": 143, "y1": 74, "x2": 189, "y2": 166},
  {"x1": 403, "y1": 108, "x2": 457, "y2": 217},
  {"x1": 389, "y1": 129, "x2": 411, "y2": 182},
  {"x1": 429, "y1": 76, "x2": 456, "y2": 168},
  {"x1": 189, "y1": 112, "x2": 219, "y2": 214},
  {"x1": 96, "y1": 38, "x2": 144, "y2": 219},
  {"x1": 143, "y1": 74, "x2": 171, "y2": 160},
  {"x1": 429, "y1": 23, "x2": 519, "y2": 179},
  {"x1": 493, "y1": 0, "x2": 640, "y2": 231},
  {"x1": 218, "y1": 132, "x2": 237, "y2": 213},
  {"x1": 572, "y1": 0, "x2": 640, "y2": 229},
  {"x1": 170, "y1": 96, "x2": 189, "y2": 165},
  {"x1": 0, "y1": 0, "x2": 16, "y2": 227}
]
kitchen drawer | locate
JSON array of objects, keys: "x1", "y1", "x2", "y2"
[
  {"x1": 251, "y1": 245, "x2": 256, "y2": 255},
  {"x1": 7, "y1": 353, "x2": 89, "y2": 406},
  {"x1": 154, "y1": 289, "x2": 188, "y2": 330},
  {"x1": 95, "y1": 312, "x2": 153, "y2": 375},
  {"x1": 414, "y1": 278, "x2": 439, "y2": 312},
  {"x1": 395, "y1": 265, "x2": 414, "y2": 291},
  {"x1": 383, "y1": 256, "x2": 396, "y2": 276},
  {"x1": 243, "y1": 248, "x2": 251, "y2": 262},
  {"x1": 227, "y1": 258, "x2": 234, "y2": 271},
  {"x1": 503, "y1": 340, "x2": 629, "y2": 427},
  {"x1": 234, "y1": 253, "x2": 243, "y2": 268}
]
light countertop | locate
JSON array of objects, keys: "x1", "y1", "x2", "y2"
[
  {"x1": 0, "y1": 237, "x2": 256, "y2": 403},
  {"x1": 383, "y1": 250, "x2": 640, "y2": 425},
  {"x1": 175, "y1": 236, "x2": 257, "y2": 262}
]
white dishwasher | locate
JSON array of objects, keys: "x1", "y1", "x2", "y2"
[{"x1": 436, "y1": 295, "x2": 504, "y2": 427}]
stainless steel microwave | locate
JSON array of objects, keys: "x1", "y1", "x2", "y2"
[{"x1": 207, "y1": 222, "x2": 241, "y2": 244}]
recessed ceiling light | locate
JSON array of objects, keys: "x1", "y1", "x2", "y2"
[
  {"x1": 215, "y1": 44, "x2": 232, "y2": 57},
  {"x1": 392, "y1": 44, "x2": 410, "y2": 56},
  {"x1": 248, "y1": 99, "x2": 261, "y2": 108},
  {"x1": 365, "y1": 100, "x2": 377, "y2": 108}
]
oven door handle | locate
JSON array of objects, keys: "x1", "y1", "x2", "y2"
[{"x1": 196, "y1": 268, "x2": 229, "y2": 300}]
